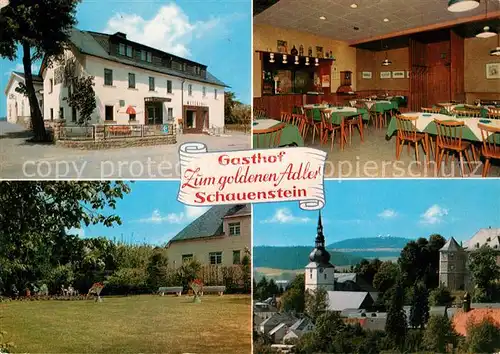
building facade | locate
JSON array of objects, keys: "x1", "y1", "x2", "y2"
[
  {"x1": 166, "y1": 204, "x2": 250, "y2": 267},
  {"x1": 439, "y1": 227, "x2": 500, "y2": 291},
  {"x1": 4, "y1": 72, "x2": 43, "y2": 126},
  {"x1": 38, "y1": 29, "x2": 226, "y2": 133}
]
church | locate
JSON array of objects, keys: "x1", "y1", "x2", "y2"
[{"x1": 304, "y1": 212, "x2": 375, "y2": 312}]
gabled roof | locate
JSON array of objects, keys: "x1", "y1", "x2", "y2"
[
  {"x1": 269, "y1": 322, "x2": 287, "y2": 336},
  {"x1": 440, "y1": 237, "x2": 463, "y2": 252},
  {"x1": 63, "y1": 28, "x2": 228, "y2": 87},
  {"x1": 327, "y1": 291, "x2": 373, "y2": 312},
  {"x1": 289, "y1": 317, "x2": 313, "y2": 331},
  {"x1": 168, "y1": 204, "x2": 249, "y2": 244},
  {"x1": 4, "y1": 72, "x2": 43, "y2": 95},
  {"x1": 464, "y1": 228, "x2": 500, "y2": 251}
]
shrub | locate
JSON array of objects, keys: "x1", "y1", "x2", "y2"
[{"x1": 429, "y1": 285, "x2": 454, "y2": 306}]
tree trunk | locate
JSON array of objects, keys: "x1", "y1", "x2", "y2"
[{"x1": 22, "y1": 41, "x2": 47, "y2": 141}]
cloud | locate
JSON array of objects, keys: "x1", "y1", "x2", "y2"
[
  {"x1": 420, "y1": 204, "x2": 449, "y2": 225},
  {"x1": 136, "y1": 206, "x2": 208, "y2": 224},
  {"x1": 103, "y1": 4, "x2": 233, "y2": 57},
  {"x1": 261, "y1": 208, "x2": 311, "y2": 224},
  {"x1": 378, "y1": 209, "x2": 398, "y2": 219}
]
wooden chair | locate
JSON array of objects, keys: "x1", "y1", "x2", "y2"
[
  {"x1": 320, "y1": 110, "x2": 344, "y2": 151},
  {"x1": 253, "y1": 124, "x2": 285, "y2": 149},
  {"x1": 454, "y1": 110, "x2": 481, "y2": 118},
  {"x1": 290, "y1": 113, "x2": 303, "y2": 127},
  {"x1": 395, "y1": 115, "x2": 430, "y2": 164},
  {"x1": 367, "y1": 104, "x2": 382, "y2": 129},
  {"x1": 303, "y1": 107, "x2": 321, "y2": 144},
  {"x1": 422, "y1": 107, "x2": 441, "y2": 114},
  {"x1": 280, "y1": 112, "x2": 291, "y2": 124},
  {"x1": 478, "y1": 123, "x2": 500, "y2": 177},
  {"x1": 345, "y1": 113, "x2": 364, "y2": 145},
  {"x1": 434, "y1": 119, "x2": 477, "y2": 177},
  {"x1": 487, "y1": 109, "x2": 500, "y2": 120}
]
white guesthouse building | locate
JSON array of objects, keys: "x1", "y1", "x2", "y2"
[
  {"x1": 4, "y1": 72, "x2": 43, "y2": 126},
  {"x1": 7, "y1": 28, "x2": 227, "y2": 133}
]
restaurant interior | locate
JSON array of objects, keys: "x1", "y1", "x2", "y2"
[{"x1": 252, "y1": 0, "x2": 500, "y2": 177}]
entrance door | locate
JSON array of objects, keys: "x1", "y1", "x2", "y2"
[
  {"x1": 183, "y1": 106, "x2": 209, "y2": 133},
  {"x1": 145, "y1": 102, "x2": 163, "y2": 125}
]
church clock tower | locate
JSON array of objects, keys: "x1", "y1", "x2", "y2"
[{"x1": 305, "y1": 211, "x2": 335, "y2": 293}]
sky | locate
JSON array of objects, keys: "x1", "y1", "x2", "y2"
[
  {"x1": 253, "y1": 179, "x2": 500, "y2": 247},
  {"x1": 0, "y1": 0, "x2": 251, "y2": 117},
  {"x1": 75, "y1": 180, "x2": 211, "y2": 245}
]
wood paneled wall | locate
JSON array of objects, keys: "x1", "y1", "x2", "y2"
[
  {"x1": 426, "y1": 41, "x2": 451, "y2": 105},
  {"x1": 409, "y1": 39, "x2": 429, "y2": 110},
  {"x1": 450, "y1": 31, "x2": 465, "y2": 102}
]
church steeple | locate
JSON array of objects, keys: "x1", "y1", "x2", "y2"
[
  {"x1": 309, "y1": 211, "x2": 331, "y2": 264},
  {"x1": 315, "y1": 210, "x2": 325, "y2": 249}
]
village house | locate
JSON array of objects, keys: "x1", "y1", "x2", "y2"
[
  {"x1": 4, "y1": 72, "x2": 43, "y2": 126},
  {"x1": 166, "y1": 204, "x2": 250, "y2": 267},
  {"x1": 439, "y1": 227, "x2": 500, "y2": 291},
  {"x1": 8, "y1": 28, "x2": 227, "y2": 133}
]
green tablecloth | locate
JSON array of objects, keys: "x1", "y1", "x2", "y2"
[
  {"x1": 433, "y1": 104, "x2": 489, "y2": 118},
  {"x1": 310, "y1": 108, "x2": 369, "y2": 124},
  {"x1": 253, "y1": 119, "x2": 304, "y2": 147},
  {"x1": 386, "y1": 113, "x2": 500, "y2": 143},
  {"x1": 373, "y1": 101, "x2": 399, "y2": 113}
]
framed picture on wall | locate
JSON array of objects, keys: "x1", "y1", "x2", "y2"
[
  {"x1": 406, "y1": 70, "x2": 410, "y2": 78},
  {"x1": 486, "y1": 63, "x2": 500, "y2": 79},
  {"x1": 392, "y1": 71, "x2": 405, "y2": 79},
  {"x1": 321, "y1": 74, "x2": 330, "y2": 87},
  {"x1": 277, "y1": 40, "x2": 287, "y2": 53},
  {"x1": 380, "y1": 71, "x2": 391, "y2": 79},
  {"x1": 362, "y1": 71, "x2": 372, "y2": 79}
]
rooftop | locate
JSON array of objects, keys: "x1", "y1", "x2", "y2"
[
  {"x1": 168, "y1": 204, "x2": 249, "y2": 244},
  {"x1": 452, "y1": 308, "x2": 500, "y2": 336},
  {"x1": 45, "y1": 28, "x2": 228, "y2": 87}
]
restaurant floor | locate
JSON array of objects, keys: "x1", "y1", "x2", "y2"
[{"x1": 306, "y1": 127, "x2": 500, "y2": 179}]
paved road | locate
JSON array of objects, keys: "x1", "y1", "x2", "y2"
[{"x1": 0, "y1": 121, "x2": 250, "y2": 179}]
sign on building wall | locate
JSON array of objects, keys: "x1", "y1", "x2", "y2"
[{"x1": 186, "y1": 101, "x2": 208, "y2": 107}]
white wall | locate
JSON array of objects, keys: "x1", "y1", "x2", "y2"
[
  {"x1": 42, "y1": 48, "x2": 225, "y2": 129},
  {"x1": 5, "y1": 74, "x2": 43, "y2": 125}
]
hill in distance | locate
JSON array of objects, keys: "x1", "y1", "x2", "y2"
[
  {"x1": 328, "y1": 236, "x2": 412, "y2": 250},
  {"x1": 253, "y1": 246, "x2": 364, "y2": 270}
]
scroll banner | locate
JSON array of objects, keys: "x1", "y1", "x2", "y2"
[{"x1": 178, "y1": 143, "x2": 326, "y2": 210}]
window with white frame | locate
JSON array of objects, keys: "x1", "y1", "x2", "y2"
[
  {"x1": 167, "y1": 80, "x2": 172, "y2": 94},
  {"x1": 126, "y1": 45, "x2": 133, "y2": 57},
  {"x1": 229, "y1": 222, "x2": 241, "y2": 236},
  {"x1": 182, "y1": 254, "x2": 193, "y2": 263},
  {"x1": 214, "y1": 89, "x2": 218, "y2": 99},
  {"x1": 209, "y1": 252, "x2": 222, "y2": 265},
  {"x1": 167, "y1": 108, "x2": 173, "y2": 121},
  {"x1": 104, "y1": 69, "x2": 113, "y2": 86},
  {"x1": 118, "y1": 43, "x2": 125, "y2": 55},
  {"x1": 233, "y1": 250, "x2": 241, "y2": 265},
  {"x1": 188, "y1": 84, "x2": 193, "y2": 96},
  {"x1": 202, "y1": 86, "x2": 206, "y2": 97}
]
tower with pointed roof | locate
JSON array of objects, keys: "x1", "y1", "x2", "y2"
[
  {"x1": 439, "y1": 237, "x2": 467, "y2": 291},
  {"x1": 305, "y1": 211, "x2": 335, "y2": 292}
]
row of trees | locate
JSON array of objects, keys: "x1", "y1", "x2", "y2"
[{"x1": 224, "y1": 91, "x2": 251, "y2": 128}]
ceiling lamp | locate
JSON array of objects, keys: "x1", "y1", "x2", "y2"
[
  {"x1": 491, "y1": 35, "x2": 500, "y2": 56},
  {"x1": 381, "y1": 42, "x2": 391, "y2": 66},
  {"x1": 477, "y1": 26, "x2": 497, "y2": 38},
  {"x1": 447, "y1": 0, "x2": 480, "y2": 12}
]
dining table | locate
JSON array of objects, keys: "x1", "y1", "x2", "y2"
[
  {"x1": 386, "y1": 112, "x2": 500, "y2": 142},
  {"x1": 435, "y1": 103, "x2": 490, "y2": 118},
  {"x1": 252, "y1": 118, "x2": 304, "y2": 148}
]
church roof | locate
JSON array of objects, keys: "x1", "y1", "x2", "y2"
[
  {"x1": 309, "y1": 211, "x2": 334, "y2": 266},
  {"x1": 440, "y1": 237, "x2": 463, "y2": 252}
]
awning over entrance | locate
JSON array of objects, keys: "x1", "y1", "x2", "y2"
[
  {"x1": 126, "y1": 106, "x2": 136, "y2": 115},
  {"x1": 145, "y1": 97, "x2": 171, "y2": 103}
]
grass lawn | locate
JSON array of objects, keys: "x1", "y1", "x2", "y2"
[{"x1": 0, "y1": 294, "x2": 251, "y2": 354}]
